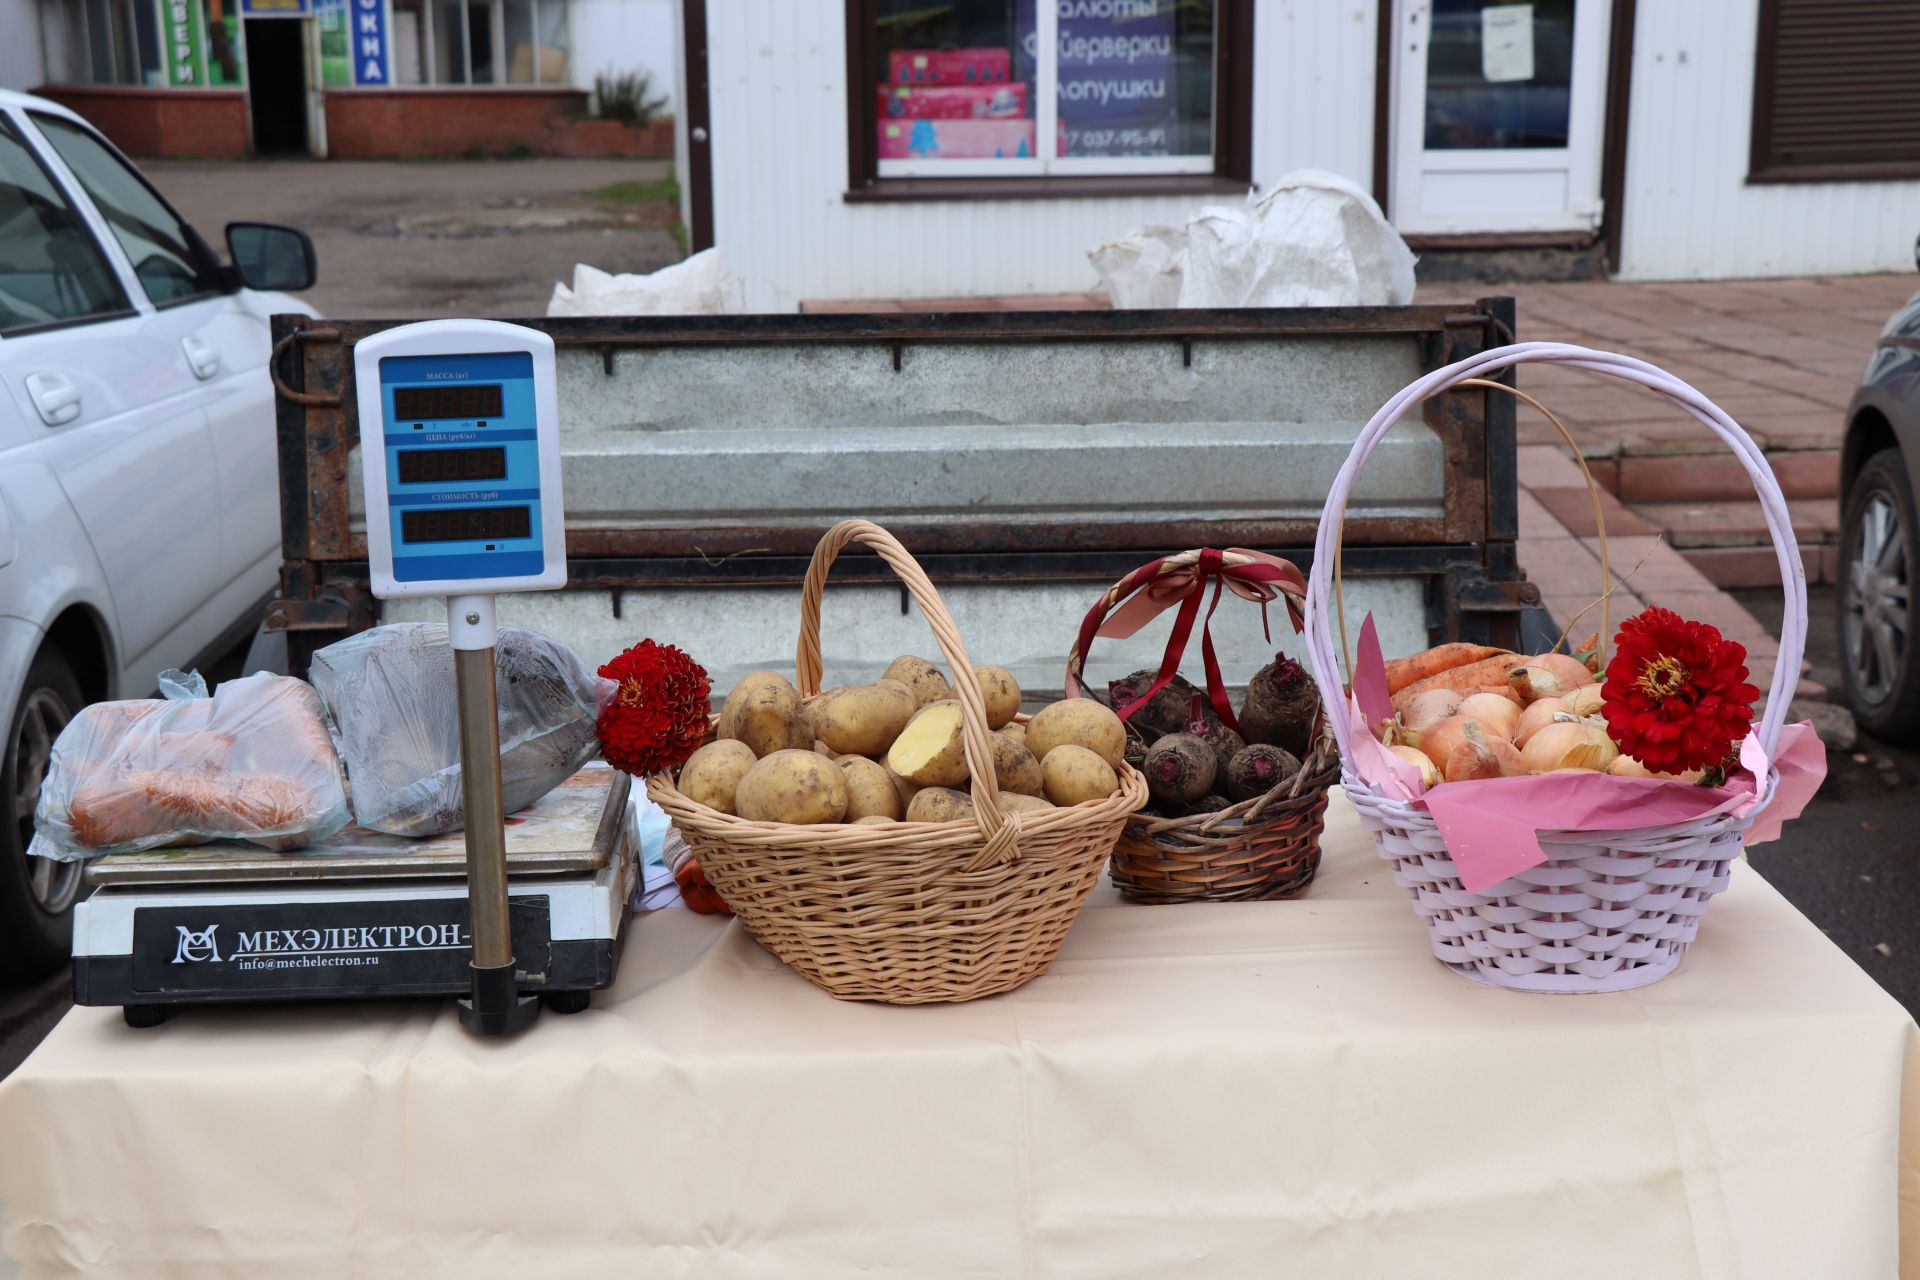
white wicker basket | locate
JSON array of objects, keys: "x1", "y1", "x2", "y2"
[{"x1": 1304, "y1": 342, "x2": 1807, "y2": 993}]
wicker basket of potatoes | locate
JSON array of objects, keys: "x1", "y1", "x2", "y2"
[{"x1": 647, "y1": 519, "x2": 1148, "y2": 1004}]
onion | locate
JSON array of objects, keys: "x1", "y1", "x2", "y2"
[
  {"x1": 1518, "y1": 720, "x2": 1619, "y2": 774},
  {"x1": 1398, "y1": 688, "x2": 1461, "y2": 749},
  {"x1": 1388, "y1": 744, "x2": 1441, "y2": 788},
  {"x1": 1508, "y1": 653, "x2": 1598, "y2": 704},
  {"x1": 1514, "y1": 697, "x2": 1569, "y2": 747},
  {"x1": 1442, "y1": 721, "x2": 1525, "y2": 782},
  {"x1": 1415, "y1": 714, "x2": 1476, "y2": 772},
  {"x1": 1565, "y1": 683, "x2": 1606, "y2": 717},
  {"x1": 1457, "y1": 692, "x2": 1520, "y2": 741}
]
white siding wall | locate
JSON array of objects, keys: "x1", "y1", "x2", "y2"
[
  {"x1": 1, "y1": 0, "x2": 45, "y2": 89},
  {"x1": 706, "y1": 0, "x2": 1381, "y2": 311},
  {"x1": 568, "y1": 0, "x2": 677, "y2": 103},
  {"x1": 1618, "y1": 0, "x2": 1920, "y2": 280}
]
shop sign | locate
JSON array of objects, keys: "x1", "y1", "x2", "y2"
[
  {"x1": 351, "y1": 0, "x2": 391, "y2": 84},
  {"x1": 240, "y1": 0, "x2": 312, "y2": 16},
  {"x1": 160, "y1": 0, "x2": 207, "y2": 86}
]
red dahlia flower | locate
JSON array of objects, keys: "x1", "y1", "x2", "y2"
[
  {"x1": 1600, "y1": 607, "x2": 1759, "y2": 775},
  {"x1": 596, "y1": 640, "x2": 712, "y2": 777}
]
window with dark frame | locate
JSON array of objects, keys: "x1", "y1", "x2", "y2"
[
  {"x1": 847, "y1": 0, "x2": 1253, "y2": 199},
  {"x1": 1749, "y1": 0, "x2": 1920, "y2": 183}
]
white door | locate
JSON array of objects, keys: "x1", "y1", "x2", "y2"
[{"x1": 1390, "y1": 0, "x2": 1611, "y2": 235}]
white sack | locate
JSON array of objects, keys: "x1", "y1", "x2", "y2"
[
  {"x1": 1087, "y1": 224, "x2": 1187, "y2": 309},
  {"x1": 1090, "y1": 170, "x2": 1416, "y2": 309},
  {"x1": 547, "y1": 247, "x2": 744, "y2": 316}
]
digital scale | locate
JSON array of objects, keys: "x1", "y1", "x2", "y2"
[{"x1": 72, "y1": 320, "x2": 628, "y2": 1035}]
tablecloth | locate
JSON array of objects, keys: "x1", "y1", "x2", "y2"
[{"x1": 2, "y1": 792, "x2": 1916, "y2": 1279}]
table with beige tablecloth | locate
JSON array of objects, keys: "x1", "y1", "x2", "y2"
[{"x1": 2, "y1": 791, "x2": 1916, "y2": 1279}]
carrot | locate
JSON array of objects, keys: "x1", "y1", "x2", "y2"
[
  {"x1": 1384, "y1": 643, "x2": 1512, "y2": 696},
  {"x1": 1390, "y1": 654, "x2": 1529, "y2": 713}
]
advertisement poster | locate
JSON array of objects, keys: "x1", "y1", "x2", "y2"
[
  {"x1": 316, "y1": 0, "x2": 388, "y2": 85},
  {"x1": 1017, "y1": 0, "x2": 1182, "y2": 158},
  {"x1": 161, "y1": 0, "x2": 206, "y2": 86},
  {"x1": 1480, "y1": 4, "x2": 1536, "y2": 82}
]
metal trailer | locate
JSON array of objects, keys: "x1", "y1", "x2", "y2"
[{"x1": 264, "y1": 303, "x2": 1536, "y2": 693}]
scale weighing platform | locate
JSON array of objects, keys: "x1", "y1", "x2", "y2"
[
  {"x1": 71, "y1": 769, "x2": 639, "y2": 1025},
  {"x1": 70, "y1": 319, "x2": 622, "y2": 1034}
]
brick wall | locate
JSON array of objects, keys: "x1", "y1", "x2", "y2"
[
  {"x1": 32, "y1": 86, "x2": 249, "y2": 159},
  {"x1": 322, "y1": 87, "x2": 665, "y2": 159}
]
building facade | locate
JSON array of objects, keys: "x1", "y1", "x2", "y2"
[
  {"x1": 682, "y1": 0, "x2": 1920, "y2": 311},
  {"x1": 7, "y1": 0, "x2": 678, "y2": 156}
]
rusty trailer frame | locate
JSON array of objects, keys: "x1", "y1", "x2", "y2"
[{"x1": 265, "y1": 302, "x2": 1535, "y2": 675}]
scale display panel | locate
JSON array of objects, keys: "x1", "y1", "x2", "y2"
[{"x1": 354, "y1": 320, "x2": 567, "y2": 599}]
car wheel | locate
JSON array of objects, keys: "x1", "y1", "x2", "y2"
[
  {"x1": 1839, "y1": 448, "x2": 1920, "y2": 742},
  {"x1": 0, "y1": 650, "x2": 86, "y2": 981}
]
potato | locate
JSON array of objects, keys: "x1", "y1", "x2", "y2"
[
  {"x1": 906, "y1": 787, "x2": 975, "y2": 823},
  {"x1": 734, "y1": 749, "x2": 848, "y2": 824},
  {"x1": 677, "y1": 740, "x2": 758, "y2": 815},
  {"x1": 884, "y1": 764, "x2": 922, "y2": 813},
  {"x1": 1041, "y1": 744, "x2": 1120, "y2": 806},
  {"x1": 1025, "y1": 699, "x2": 1126, "y2": 769},
  {"x1": 973, "y1": 666, "x2": 1021, "y2": 729},
  {"x1": 885, "y1": 700, "x2": 970, "y2": 787},
  {"x1": 852, "y1": 814, "x2": 898, "y2": 826},
  {"x1": 883, "y1": 655, "x2": 955, "y2": 709},
  {"x1": 837, "y1": 755, "x2": 903, "y2": 822},
  {"x1": 810, "y1": 681, "x2": 918, "y2": 757},
  {"x1": 990, "y1": 734, "x2": 1044, "y2": 796},
  {"x1": 813, "y1": 739, "x2": 843, "y2": 760},
  {"x1": 717, "y1": 670, "x2": 812, "y2": 758},
  {"x1": 995, "y1": 792, "x2": 1054, "y2": 816},
  {"x1": 998, "y1": 722, "x2": 1028, "y2": 746}
]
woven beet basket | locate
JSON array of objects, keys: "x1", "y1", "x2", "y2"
[
  {"x1": 648, "y1": 519, "x2": 1149, "y2": 1004},
  {"x1": 1066, "y1": 548, "x2": 1339, "y2": 904},
  {"x1": 1304, "y1": 341, "x2": 1807, "y2": 993}
]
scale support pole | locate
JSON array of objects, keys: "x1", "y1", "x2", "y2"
[{"x1": 448, "y1": 594, "x2": 539, "y2": 1035}]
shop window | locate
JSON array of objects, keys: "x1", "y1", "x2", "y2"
[
  {"x1": 848, "y1": 0, "x2": 1252, "y2": 195},
  {"x1": 38, "y1": 0, "x2": 163, "y2": 85},
  {"x1": 0, "y1": 118, "x2": 129, "y2": 335},
  {"x1": 1749, "y1": 0, "x2": 1920, "y2": 182},
  {"x1": 416, "y1": 0, "x2": 570, "y2": 85}
]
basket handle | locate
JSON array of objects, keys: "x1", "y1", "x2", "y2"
[
  {"x1": 795, "y1": 519, "x2": 1017, "y2": 871},
  {"x1": 1304, "y1": 341, "x2": 1807, "y2": 772}
]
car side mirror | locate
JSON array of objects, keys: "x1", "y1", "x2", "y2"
[{"x1": 226, "y1": 221, "x2": 317, "y2": 292}]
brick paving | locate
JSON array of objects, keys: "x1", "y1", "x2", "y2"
[{"x1": 1503, "y1": 274, "x2": 1912, "y2": 589}]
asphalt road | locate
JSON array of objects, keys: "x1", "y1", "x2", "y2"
[
  {"x1": 144, "y1": 157, "x2": 683, "y2": 318},
  {"x1": 1736, "y1": 584, "x2": 1920, "y2": 1013}
]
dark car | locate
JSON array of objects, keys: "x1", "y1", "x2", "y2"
[{"x1": 1838, "y1": 243, "x2": 1920, "y2": 738}]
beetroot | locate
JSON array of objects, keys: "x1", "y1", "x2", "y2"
[
  {"x1": 1226, "y1": 744, "x2": 1301, "y2": 802},
  {"x1": 1109, "y1": 670, "x2": 1198, "y2": 738},
  {"x1": 1142, "y1": 733, "x2": 1217, "y2": 807},
  {"x1": 1180, "y1": 692, "x2": 1246, "y2": 779},
  {"x1": 1238, "y1": 654, "x2": 1320, "y2": 757}
]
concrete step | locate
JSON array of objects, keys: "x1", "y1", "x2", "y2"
[{"x1": 1627, "y1": 498, "x2": 1843, "y2": 588}]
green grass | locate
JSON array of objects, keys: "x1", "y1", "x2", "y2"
[
  {"x1": 590, "y1": 167, "x2": 681, "y2": 207},
  {"x1": 589, "y1": 165, "x2": 688, "y2": 256}
]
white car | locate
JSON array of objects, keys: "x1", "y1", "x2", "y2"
[{"x1": 0, "y1": 90, "x2": 318, "y2": 979}]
